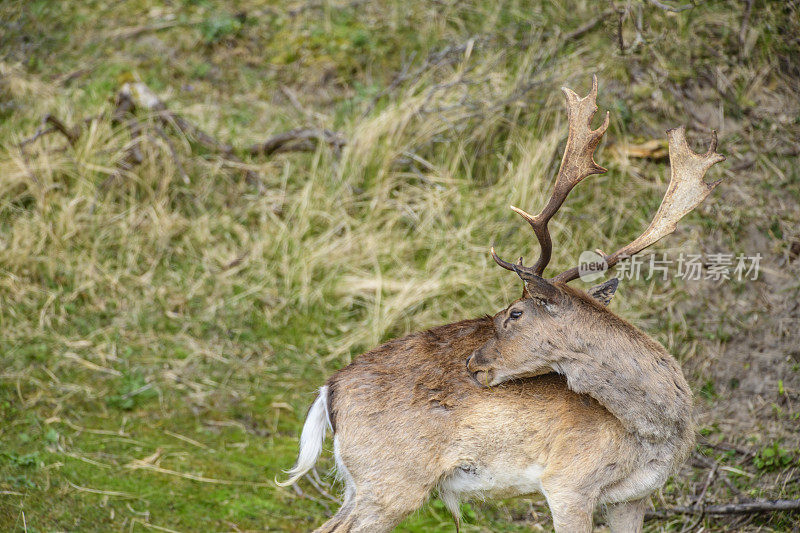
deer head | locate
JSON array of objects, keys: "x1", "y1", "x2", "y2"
[
  {"x1": 467, "y1": 278, "x2": 621, "y2": 386},
  {"x1": 468, "y1": 76, "x2": 725, "y2": 387}
]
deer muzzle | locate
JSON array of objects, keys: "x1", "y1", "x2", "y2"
[{"x1": 467, "y1": 349, "x2": 495, "y2": 387}]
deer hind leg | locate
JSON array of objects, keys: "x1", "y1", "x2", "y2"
[
  {"x1": 315, "y1": 492, "x2": 419, "y2": 533},
  {"x1": 312, "y1": 469, "x2": 424, "y2": 532},
  {"x1": 312, "y1": 498, "x2": 355, "y2": 533},
  {"x1": 542, "y1": 489, "x2": 595, "y2": 533},
  {"x1": 604, "y1": 498, "x2": 647, "y2": 533},
  {"x1": 312, "y1": 439, "x2": 359, "y2": 533}
]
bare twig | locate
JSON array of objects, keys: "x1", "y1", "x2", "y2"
[
  {"x1": 286, "y1": 0, "x2": 370, "y2": 18},
  {"x1": 697, "y1": 439, "x2": 755, "y2": 459},
  {"x1": 247, "y1": 128, "x2": 345, "y2": 156},
  {"x1": 67, "y1": 481, "x2": 137, "y2": 498},
  {"x1": 111, "y1": 89, "x2": 135, "y2": 125},
  {"x1": 18, "y1": 115, "x2": 80, "y2": 149},
  {"x1": 561, "y1": 10, "x2": 612, "y2": 42},
  {"x1": 111, "y1": 21, "x2": 190, "y2": 40},
  {"x1": 17, "y1": 113, "x2": 98, "y2": 184},
  {"x1": 676, "y1": 460, "x2": 719, "y2": 532},
  {"x1": 18, "y1": 113, "x2": 103, "y2": 151},
  {"x1": 280, "y1": 85, "x2": 326, "y2": 123},
  {"x1": 677, "y1": 509, "x2": 705, "y2": 533},
  {"x1": 55, "y1": 67, "x2": 93, "y2": 86},
  {"x1": 125, "y1": 460, "x2": 272, "y2": 487},
  {"x1": 126, "y1": 118, "x2": 145, "y2": 164},
  {"x1": 647, "y1": 499, "x2": 800, "y2": 519},
  {"x1": 118, "y1": 82, "x2": 232, "y2": 155},
  {"x1": 20, "y1": 78, "x2": 345, "y2": 196},
  {"x1": 221, "y1": 250, "x2": 250, "y2": 271},
  {"x1": 42, "y1": 114, "x2": 80, "y2": 145},
  {"x1": 361, "y1": 36, "x2": 486, "y2": 118},
  {"x1": 304, "y1": 472, "x2": 341, "y2": 504},
  {"x1": 646, "y1": 0, "x2": 692, "y2": 13},
  {"x1": 361, "y1": 50, "x2": 418, "y2": 117},
  {"x1": 118, "y1": 81, "x2": 262, "y2": 184},
  {"x1": 738, "y1": 0, "x2": 754, "y2": 52},
  {"x1": 291, "y1": 481, "x2": 332, "y2": 515},
  {"x1": 18, "y1": 124, "x2": 55, "y2": 149},
  {"x1": 109, "y1": 91, "x2": 146, "y2": 180},
  {"x1": 694, "y1": 461, "x2": 719, "y2": 508},
  {"x1": 152, "y1": 124, "x2": 190, "y2": 184}
]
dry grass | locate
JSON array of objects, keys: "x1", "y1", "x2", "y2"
[{"x1": 1, "y1": 0, "x2": 799, "y2": 531}]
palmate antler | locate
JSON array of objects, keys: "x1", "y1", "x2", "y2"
[
  {"x1": 491, "y1": 75, "x2": 609, "y2": 278},
  {"x1": 492, "y1": 77, "x2": 726, "y2": 285},
  {"x1": 553, "y1": 126, "x2": 725, "y2": 283}
]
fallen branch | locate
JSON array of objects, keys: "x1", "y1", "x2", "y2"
[
  {"x1": 117, "y1": 81, "x2": 262, "y2": 185},
  {"x1": 560, "y1": 10, "x2": 613, "y2": 42},
  {"x1": 280, "y1": 85, "x2": 326, "y2": 123},
  {"x1": 739, "y1": 0, "x2": 754, "y2": 52},
  {"x1": 647, "y1": 499, "x2": 800, "y2": 519},
  {"x1": 67, "y1": 481, "x2": 137, "y2": 499},
  {"x1": 108, "y1": 20, "x2": 193, "y2": 41},
  {"x1": 248, "y1": 0, "x2": 369, "y2": 20},
  {"x1": 646, "y1": 0, "x2": 692, "y2": 13},
  {"x1": 18, "y1": 114, "x2": 99, "y2": 149},
  {"x1": 20, "y1": 80, "x2": 347, "y2": 193},
  {"x1": 152, "y1": 124, "x2": 190, "y2": 184},
  {"x1": 17, "y1": 113, "x2": 100, "y2": 184},
  {"x1": 106, "y1": 89, "x2": 146, "y2": 184},
  {"x1": 41, "y1": 114, "x2": 80, "y2": 145},
  {"x1": 55, "y1": 66, "x2": 94, "y2": 87},
  {"x1": 119, "y1": 82, "x2": 235, "y2": 156},
  {"x1": 247, "y1": 128, "x2": 345, "y2": 156},
  {"x1": 125, "y1": 118, "x2": 145, "y2": 165}
]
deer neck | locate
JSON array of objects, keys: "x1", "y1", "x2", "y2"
[{"x1": 553, "y1": 324, "x2": 693, "y2": 444}]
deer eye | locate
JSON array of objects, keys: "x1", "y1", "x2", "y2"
[{"x1": 509, "y1": 309, "x2": 523, "y2": 320}]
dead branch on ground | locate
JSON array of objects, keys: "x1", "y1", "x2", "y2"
[
  {"x1": 247, "y1": 128, "x2": 345, "y2": 157},
  {"x1": 18, "y1": 80, "x2": 347, "y2": 191},
  {"x1": 647, "y1": 498, "x2": 800, "y2": 519},
  {"x1": 18, "y1": 114, "x2": 101, "y2": 150},
  {"x1": 646, "y1": 0, "x2": 692, "y2": 13}
]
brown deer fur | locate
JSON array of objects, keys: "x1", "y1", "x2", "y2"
[
  {"x1": 279, "y1": 281, "x2": 693, "y2": 532},
  {"x1": 279, "y1": 77, "x2": 723, "y2": 532}
]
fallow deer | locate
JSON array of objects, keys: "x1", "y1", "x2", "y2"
[{"x1": 278, "y1": 76, "x2": 725, "y2": 532}]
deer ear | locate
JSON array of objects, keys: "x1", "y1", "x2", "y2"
[
  {"x1": 587, "y1": 277, "x2": 619, "y2": 306},
  {"x1": 517, "y1": 270, "x2": 561, "y2": 303}
]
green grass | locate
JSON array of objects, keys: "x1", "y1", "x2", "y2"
[{"x1": 1, "y1": 0, "x2": 800, "y2": 531}]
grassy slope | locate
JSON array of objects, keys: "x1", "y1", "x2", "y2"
[{"x1": 1, "y1": 1, "x2": 799, "y2": 531}]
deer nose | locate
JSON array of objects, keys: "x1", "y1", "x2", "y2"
[
  {"x1": 467, "y1": 350, "x2": 493, "y2": 387},
  {"x1": 466, "y1": 350, "x2": 481, "y2": 372}
]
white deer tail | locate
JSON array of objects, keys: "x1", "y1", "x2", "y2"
[{"x1": 276, "y1": 386, "x2": 332, "y2": 487}]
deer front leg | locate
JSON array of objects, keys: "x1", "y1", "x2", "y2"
[{"x1": 604, "y1": 498, "x2": 647, "y2": 533}]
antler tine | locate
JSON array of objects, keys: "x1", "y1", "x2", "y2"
[
  {"x1": 493, "y1": 75, "x2": 610, "y2": 278},
  {"x1": 553, "y1": 126, "x2": 726, "y2": 283},
  {"x1": 491, "y1": 246, "x2": 518, "y2": 271}
]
